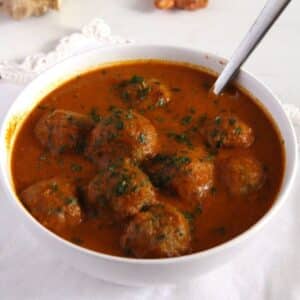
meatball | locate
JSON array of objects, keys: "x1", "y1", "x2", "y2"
[
  {"x1": 145, "y1": 147, "x2": 214, "y2": 203},
  {"x1": 85, "y1": 107, "x2": 158, "y2": 165},
  {"x1": 201, "y1": 113, "x2": 254, "y2": 149},
  {"x1": 155, "y1": 0, "x2": 208, "y2": 10},
  {"x1": 87, "y1": 158, "x2": 157, "y2": 219},
  {"x1": 116, "y1": 76, "x2": 171, "y2": 111},
  {"x1": 35, "y1": 109, "x2": 94, "y2": 155},
  {"x1": 220, "y1": 154, "x2": 265, "y2": 196},
  {"x1": 21, "y1": 177, "x2": 83, "y2": 232},
  {"x1": 121, "y1": 204, "x2": 191, "y2": 258}
]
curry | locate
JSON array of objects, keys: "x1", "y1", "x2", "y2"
[{"x1": 11, "y1": 60, "x2": 285, "y2": 258}]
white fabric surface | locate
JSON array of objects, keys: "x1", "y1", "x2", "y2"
[{"x1": 0, "y1": 19, "x2": 300, "y2": 300}]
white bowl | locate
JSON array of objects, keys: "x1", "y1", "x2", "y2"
[{"x1": 0, "y1": 45, "x2": 297, "y2": 287}]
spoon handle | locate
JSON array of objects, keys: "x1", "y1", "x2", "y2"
[{"x1": 212, "y1": 0, "x2": 291, "y2": 95}]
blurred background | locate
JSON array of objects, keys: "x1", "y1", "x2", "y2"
[{"x1": 0, "y1": 0, "x2": 299, "y2": 105}]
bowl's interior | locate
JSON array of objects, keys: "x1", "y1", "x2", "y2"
[{"x1": 0, "y1": 45, "x2": 297, "y2": 262}]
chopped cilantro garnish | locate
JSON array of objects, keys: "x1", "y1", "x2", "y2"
[
  {"x1": 189, "y1": 107, "x2": 196, "y2": 114},
  {"x1": 137, "y1": 86, "x2": 151, "y2": 99},
  {"x1": 126, "y1": 110, "x2": 134, "y2": 119},
  {"x1": 121, "y1": 91, "x2": 131, "y2": 102},
  {"x1": 71, "y1": 237, "x2": 84, "y2": 245},
  {"x1": 171, "y1": 87, "x2": 181, "y2": 92},
  {"x1": 181, "y1": 115, "x2": 193, "y2": 126},
  {"x1": 58, "y1": 145, "x2": 67, "y2": 154},
  {"x1": 167, "y1": 132, "x2": 193, "y2": 147},
  {"x1": 89, "y1": 107, "x2": 101, "y2": 123},
  {"x1": 115, "y1": 119, "x2": 124, "y2": 130},
  {"x1": 235, "y1": 126, "x2": 242, "y2": 135},
  {"x1": 229, "y1": 118, "x2": 236, "y2": 126},
  {"x1": 39, "y1": 153, "x2": 48, "y2": 161},
  {"x1": 71, "y1": 163, "x2": 82, "y2": 172},
  {"x1": 138, "y1": 133, "x2": 147, "y2": 144},
  {"x1": 210, "y1": 186, "x2": 217, "y2": 195},
  {"x1": 215, "y1": 116, "x2": 222, "y2": 125},
  {"x1": 213, "y1": 226, "x2": 226, "y2": 236},
  {"x1": 65, "y1": 196, "x2": 78, "y2": 205},
  {"x1": 200, "y1": 153, "x2": 215, "y2": 162},
  {"x1": 129, "y1": 75, "x2": 144, "y2": 84},
  {"x1": 50, "y1": 182, "x2": 59, "y2": 192},
  {"x1": 156, "y1": 234, "x2": 166, "y2": 241},
  {"x1": 156, "y1": 97, "x2": 167, "y2": 107},
  {"x1": 115, "y1": 177, "x2": 130, "y2": 196}
]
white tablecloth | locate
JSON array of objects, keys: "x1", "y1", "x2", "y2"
[{"x1": 1, "y1": 2, "x2": 300, "y2": 298}]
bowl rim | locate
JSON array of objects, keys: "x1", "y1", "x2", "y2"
[{"x1": 0, "y1": 44, "x2": 298, "y2": 265}]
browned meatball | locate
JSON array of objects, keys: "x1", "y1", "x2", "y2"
[
  {"x1": 35, "y1": 109, "x2": 94, "y2": 155},
  {"x1": 121, "y1": 204, "x2": 191, "y2": 258},
  {"x1": 155, "y1": 0, "x2": 208, "y2": 10},
  {"x1": 85, "y1": 107, "x2": 158, "y2": 165},
  {"x1": 201, "y1": 113, "x2": 254, "y2": 149},
  {"x1": 21, "y1": 177, "x2": 83, "y2": 232},
  {"x1": 116, "y1": 76, "x2": 171, "y2": 111},
  {"x1": 87, "y1": 158, "x2": 157, "y2": 219},
  {"x1": 145, "y1": 147, "x2": 214, "y2": 203},
  {"x1": 220, "y1": 155, "x2": 265, "y2": 196}
]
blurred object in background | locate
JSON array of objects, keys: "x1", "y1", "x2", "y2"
[
  {"x1": 155, "y1": 0, "x2": 208, "y2": 10},
  {"x1": 0, "y1": 0, "x2": 60, "y2": 20}
]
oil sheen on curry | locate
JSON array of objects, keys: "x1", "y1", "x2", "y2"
[{"x1": 11, "y1": 60, "x2": 284, "y2": 259}]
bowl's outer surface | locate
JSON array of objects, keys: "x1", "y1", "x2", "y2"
[{"x1": 0, "y1": 45, "x2": 297, "y2": 286}]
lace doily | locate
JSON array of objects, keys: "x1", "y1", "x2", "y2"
[
  {"x1": 0, "y1": 18, "x2": 299, "y2": 146},
  {"x1": 0, "y1": 18, "x2": 132, "y2": 84}
]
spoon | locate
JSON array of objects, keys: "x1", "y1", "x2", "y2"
[{"x1": 212, "y1": 0, "x2": 291, "y2": 96}]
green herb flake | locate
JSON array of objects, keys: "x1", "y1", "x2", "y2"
[
  {"x1": 115, "y1": 120, "x2": 124, "y2": 130},
  {"x1": 156, "y1": 97, "x2": 167, "y2": 107},
  {"x1": 121, "y1": 91, "x2": 131, "y2": 102},
  {"x1": 48, "y1": 207, "x2": 63, "y2": 215},
  {"x1": 129, "y1": 75, "x2": 144, "y2": 84},
  {"x1": 167, "y1": 132, "x2": 193, "y2": 147},
  {"x1": 215, "y1": 116, "x2": 222, "y2": 125},
  {"x1": 173, "y1": 156, "x2": 191, "y2": 167},
  {"x1": 138, "y1": 133, "x2": 147, "y2": 144},
  {"x1": 39, "y1": 153, "x2": 48, "y2": 161},
  {"x1": 183, "y1": 211, "x2": 194, "y2": 222},
  {"x1": 58, "y1": 145, "x2": 67, "y2": 154},
  {"x1": 71, "y1": 163, "x2": 82, "y2": 172},
  {"x1": 49, "y1": 182, "x2": 59, "y2": 192},
  {"x1": 234, "y1": 126, "x2": 242, "y2": 135},
  {"x1": 202, "y1": 81, "x2": 211, "y2": 90},
  {"x1": 210, "y1": 186, "x2": 217, "y2": 195},
  {"x1": 200, "y1": 153, "x2": 215, "y2": 162},
  {"x1": 137, "y1": 86, "x2": 151, "y2": 99},
  {"x1": 126, "y1": 110, "x2": 134, "y2": 119},
  {"x1": 71, "y1": 237, "x2": 84, "y2": 245},
  {"x1": 181, "y1": 115, "x2": 193, "y2": 126},
  {"x1": 194, "y1": 205, "x2": 202, "y2": 216},
  {"x1": 213, "y1": 226, "x2": 226, "y2": 236},
  {"x1": 115, "y1": 179, "x2": 129, "y2": 196},
  {"x1": 228, "y1": 118, "x2": 236, "y2": 126},
  {"x1": 156, "y1": 234, "x2": 166, "y2": 241},
  {"x1": 65, "y1": 196, "x2": 78, "y2": 205},
  {"x1": 37, "y1": 105, "x2": 48, "y2": 110},
  {"x1": 89, "y1": 107, "x2": 101, "y2": 123},
  {"x1": 198, "y1": 113, "x2": 208, "y2": 125},
  {"x1": 189, "y1": 107, "x2": 196, "y2": 114},
  {"x1": 155, "y1": 116, "x2": 165, "y2": 123}
]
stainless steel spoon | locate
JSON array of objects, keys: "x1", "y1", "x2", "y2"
[{"x1": 212, "y1": 0, "x2": 291, "y2": 96}]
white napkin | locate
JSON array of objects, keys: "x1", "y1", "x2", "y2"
[{"x1": 1, "y1": 19, "x2": 300, "y2": 300}]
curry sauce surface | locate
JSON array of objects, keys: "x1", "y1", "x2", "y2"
[{"x1": 11, "y1": 61, "x2": 284, "y2": 256}]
